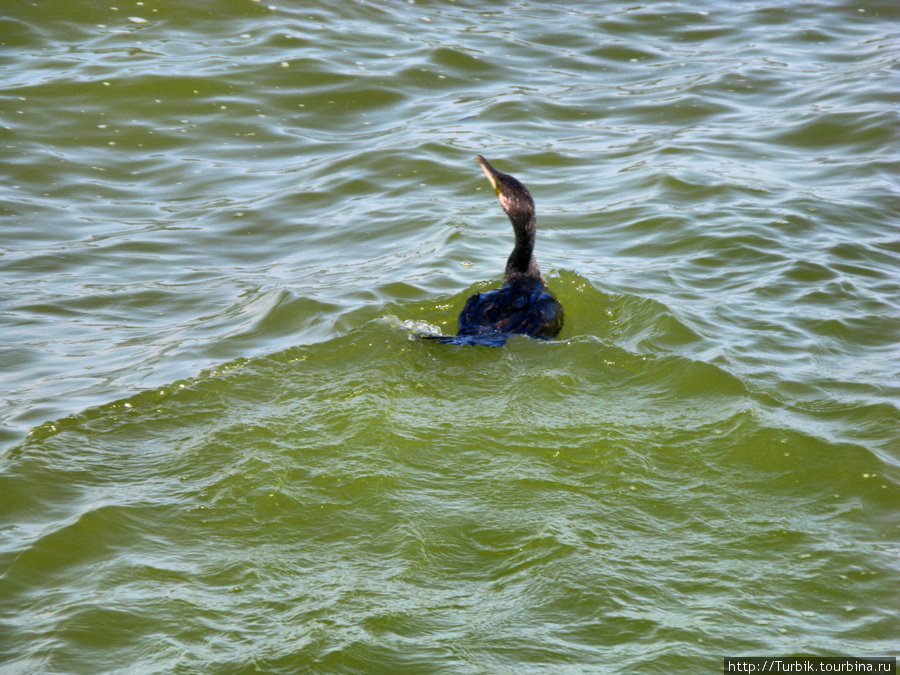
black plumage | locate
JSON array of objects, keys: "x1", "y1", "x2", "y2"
[{"x1": 425, "y1": 156, "x2": 563, "y2": 347}]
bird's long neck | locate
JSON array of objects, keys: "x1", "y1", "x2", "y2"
[{"x1": 505, "y1": 211, "x2": 542, "y2": 282}]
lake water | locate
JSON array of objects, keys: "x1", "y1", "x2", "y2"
[{"x1": 1, "y1": 1, "x2": 898, "y2": 672}]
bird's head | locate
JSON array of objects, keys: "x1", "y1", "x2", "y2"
[{"x1": 475, "y1": 155, "x2": 535, "y2": 225}]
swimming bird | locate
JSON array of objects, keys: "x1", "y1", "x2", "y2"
[{"x1": 425, "y1": 156, "x2": 563, "y2": 346}]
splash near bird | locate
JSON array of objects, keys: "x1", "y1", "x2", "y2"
[{"x1": 424, "y1": 156, "x2": 563, "y2": 347}]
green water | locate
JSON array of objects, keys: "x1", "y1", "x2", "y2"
[{"x1": 1, "y1": 0, "x2": 898, "y2": 673}]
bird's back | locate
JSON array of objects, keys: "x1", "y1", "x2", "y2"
[{"x1": 457, "y1": 278, "x2": 563, "y2": 340}]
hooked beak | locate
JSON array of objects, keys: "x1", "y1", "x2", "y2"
[{"x1": 475, "y1": 155, "x2": 500, "y2": 194}]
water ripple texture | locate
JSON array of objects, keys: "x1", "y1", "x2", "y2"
[{"x1": 1, "y1": 1, "x2": 898, "y2": 673}]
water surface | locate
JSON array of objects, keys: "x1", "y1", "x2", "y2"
[{"x1": 1, "y1": 1, "x2": 898, "y2": 672}]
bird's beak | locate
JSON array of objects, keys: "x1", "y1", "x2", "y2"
[{"x1": 475, "y1": 155, "x2": 500, "y2": 194}]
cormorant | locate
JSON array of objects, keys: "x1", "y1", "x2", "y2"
[{"x1": 425, "y1": 156, "x2": 563, "y2": 347}]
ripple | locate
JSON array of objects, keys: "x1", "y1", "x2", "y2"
[{"x1": 2, "y1": 0, "x2": 899, "y2": 669}]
